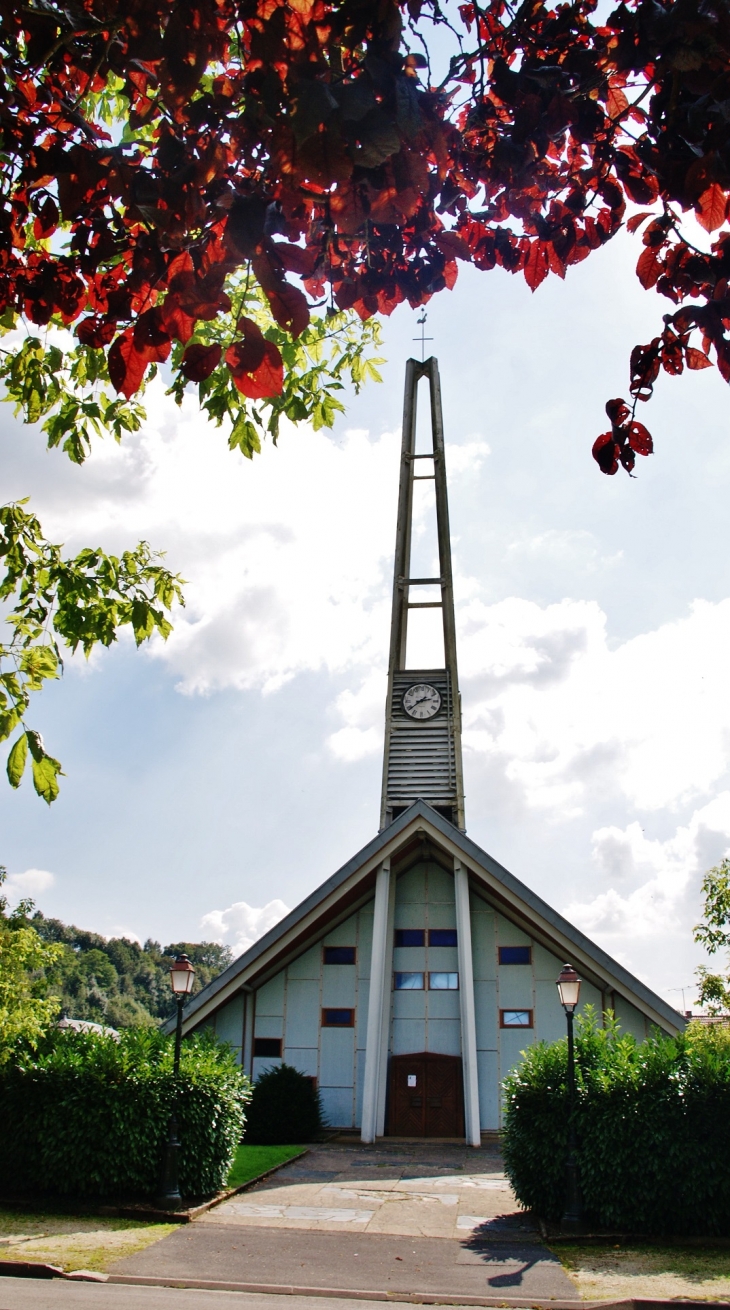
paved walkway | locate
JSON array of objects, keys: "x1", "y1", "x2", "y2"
[{"x1": 112, "y1": 1142, "x2": 577, "y2": 1303}]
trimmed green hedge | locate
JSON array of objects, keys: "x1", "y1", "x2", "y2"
[
  {"x1": 0, "y1": 1027, "x2": 250, "y2": 1199},
  {"x1": 244, "y1": 1063, "x2": 325, "y2": 1144},
  {"x1": 503, "y1": 1011, "x2": 730, "y2": 1236}
]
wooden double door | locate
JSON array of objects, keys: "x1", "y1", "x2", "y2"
[{"x1": 387, "y1": 1052, "x2": 465, "y2": 1137}]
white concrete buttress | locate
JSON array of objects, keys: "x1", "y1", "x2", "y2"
[
  {"x1": 361, "y1": 858, "x2": 392, "y2": 1142},
  {"x1": 455, "y1": 859, "x2": 481, "y2": 1146}
]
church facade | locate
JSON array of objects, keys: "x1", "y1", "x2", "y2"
[{"x1": 177, "y1": 358, "x2": 683, "y2": 1142}]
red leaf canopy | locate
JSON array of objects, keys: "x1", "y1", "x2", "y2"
[{"x1": 3, "y1": 0, "x2": 730, "y2": 468}]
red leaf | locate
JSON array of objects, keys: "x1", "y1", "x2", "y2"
[
  {"x1": 434, "y1": 231, "x2": 471, "y2": 261},
  {"x1": 697, "y1": 183, "x2": 727, "y2": 234},
  {"x1": 607, "y1": 86, "x2": 628, "y2": 119},
  {"x1": 605, "y1": 397, "x2": 630, "y2": 425},
  {"x1": 523, "y1": 241, "x2": 549, "y2": 292},
  {"x1": 108, "y1": 329, "x2": 150, "y2": 398},
  {"x1": 636, "y1": 247, "x2": 661, "y2": 289},
  {"x1": 626, "y1": 211, "x2": 653, "y2": 234},
  {"x1": 226, "y1": 337, "x2": 283, "y2": 399},
  {"x1": 180, "y1": 342, "x2": 222, "y2": 382},
  {"x1": 77, "y1": 316, "x2": 116, "y2": 348},
  {"x1": 592, "y1": 431, "x2": 619, "y2": 475},
  {"x1": 686, "y1": 346, "x2": 712, "y2": 370},
  {"x1": 274, "y1": 242, "x2": 317, "y2": 277},
  {"x1": 253, "y1": 255, "x2": 309, "y2": 337},
  {"x1": 33, "y1": 196, "x2": 58, "y2": 240},
  {"x1": 627, "y1": 420, "x2": 653, "y2": 456}
]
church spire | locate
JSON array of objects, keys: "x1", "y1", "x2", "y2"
[{"x1": 380, "y1": 357, "x2": 465, "y2": 831}]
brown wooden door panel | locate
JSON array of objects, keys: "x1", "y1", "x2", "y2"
[{"x1": 387, "y1": 1053, "x2": 464, "y2": 1137}]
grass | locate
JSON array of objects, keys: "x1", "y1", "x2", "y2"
[
  {"x1": 554, "y1": 1242, "x2": 730, "y2": 1301},
  {"x1": 227, "y1": 1143, "x2": 306, "y2": 1190},
  {"x1": 0, "y1": 1209, "x2": 176, "y2": 1274}
]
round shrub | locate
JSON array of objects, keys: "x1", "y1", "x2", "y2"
[
  {"x1": 244, "y1": 1062, "x2": 325, "y2": 1144},
  {"x1": 0, "y1": 1026, "x2": 250, "y2": 1199}
]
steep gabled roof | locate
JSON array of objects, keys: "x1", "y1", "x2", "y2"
[{"x1": 173, "y1": 801, "x2": 683, "y2": 1037}]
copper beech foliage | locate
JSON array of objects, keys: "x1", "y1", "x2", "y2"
[{"x1": 3, "y1": 0, "x2": 730, "y2": 472}]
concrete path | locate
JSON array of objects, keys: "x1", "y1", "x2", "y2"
[{"x1": 111, "y1": 1142, "x2": 577, "y2": 1303}]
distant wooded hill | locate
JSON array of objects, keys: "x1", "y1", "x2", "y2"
[{"x1": 29, "y1": 912, "x2": 232, "y2": 1029}]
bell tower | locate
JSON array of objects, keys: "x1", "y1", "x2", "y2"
[{"x1": 380, "y1": 357, "x2": 465, "y2": 831}]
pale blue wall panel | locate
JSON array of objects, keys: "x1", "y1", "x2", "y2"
[
  {"x1": 534, "y1": 981, "x2": 566, "y2": 1044},
  {"x1": 320, "y1": 1086, "x2": 354, "y2": 1128},
  {"x1": 395, "y1": 901, "x2": 425, "y2": 929},
  {"x1": 283, "y1": 1046, "x2": 318, "y2": 1077},
  {"x1": 393, "y1": 988, "x2": 426, "y2": 1020},
  {"x1": 427, "y1": 1018, "x2": 461, "y2": 1055},
  {"x1": 254, "y1": 1014, "x2": 283, "y2": 1038},
  {"x1": 287, "y1": 946, "x2": 321, "y2": 980},
  {"x1": 474, "y1": 980, "x2": 498, "y2": 1049},
  {"x1": 427, "y1": 901, "x2": 457, "y2": 929},
  {"x1": 477, "y1": 1050, "x2": 500, "y2": 1130},
  {"x1": 613, "y1": 993, "x2": 650, "y2": 1040},
  {"x1": 392, "y1": 1018, "x2": 426, "y2": 1053},
  {"x1": 580, "y1": 980, "x2": 604, "y2": 1016},
  {"x1": 427, "y1": 946, "x2": 459, "y2": 971},
  {"x1": 496, "y1": 914, "x2": 531, "y2": 946},
  {"x1": 252, "y1": 1055, "x2": 281, "y2": 1081},
  {"x1": 427, "y1": 865, "x2": 454, "y2": 902},
  {"x1": 355, "y1": 1048, "x2": 366, "y2": 1128},
  {"x1": 393, "y1": 946, "x2": 426, "y2": 971},
  {"x1": 356, "y1": 979, "x2": 370, "y2": 1047},
  {"x1": 532, "y1": 942, "x2": 564, "y2": 982},
  {"x1": 256, "y1": 973, "x2": 285, "y2": 1016},
  {"x1": 471, "y1": 898, "x2": 496, "y2": 981},
  {"x1": 322, "y1": 965, "x2": 356, "y2": 1007},
  {"x1": 497, "y1": 966, "x2": 533, "y2": 1009},
  {"x1": 357, "y1": 906, "x2": 374, "y2": 978},
  {"x1": 214, "y1": 995, "x2": 244, "y2": 1055},
  {"x1": 427, "y1": 988, "x2": 460, "y2": 1020},
  {"x1": 499, "y1": 1028, "x2": 537, "y2": 1081},
  {"x1": 324, "y1": 913, "x2": 359, "y2": 946},
  {"x1": 320, "y1": 1028, "x2": 356, "y2": 1086},
  {"x1": 285, "y1": 979, "x2": 320, "y2": 1048},
  {"x1": 397, "y1": 866, "x2": 425, "y2": 902}
]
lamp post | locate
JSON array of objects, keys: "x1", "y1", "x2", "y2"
[
  {"x1": 157, "y1": 953, "x2": 196, "y2": 1211},
  {"x1": 556, "y1": 963, "x2": 583, "y2": 1231}
]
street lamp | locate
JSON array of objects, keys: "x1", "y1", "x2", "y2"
[
  {"x1": 157, "y1": 954, "x2": 196, "y2": 1210},
  {"x1": 556, "y1": 964, "x2": 583, "y2": 1231}
]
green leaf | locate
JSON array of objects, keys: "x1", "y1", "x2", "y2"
[
  {"x1": 7, "y1": 732, "x2": 28, "y2": 788},
  {"x1": 31, "y1": 750, "x2": 63, "y2": 804}
]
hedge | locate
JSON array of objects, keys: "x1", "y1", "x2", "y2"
[
  {"x1": 503, "y1": 1010, "x2": 730, "y2": 1235},
  {"x1": 244, "y1": 1062, "x2": 325, "y2": 1144},
  {"x1": 0, "y1": 1027, "x2": 250, "y2": 1199}
]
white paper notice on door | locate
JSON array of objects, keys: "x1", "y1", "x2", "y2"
[{"x1": 407, "y1": 1074, "x2": 417, "y2": 1087}]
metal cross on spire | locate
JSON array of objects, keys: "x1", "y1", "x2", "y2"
[{"x1": 413, "y1": 311, "x2": 433, "y2": 362}]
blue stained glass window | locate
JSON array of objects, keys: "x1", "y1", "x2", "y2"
[
  {"x1": 499, "y1": 945, "x2": 532, "y2": 965},
  {"x1": 394, "y1": 972, "x2": 425, "y2": 990},
  {"x1": 322, "y1": 1008, "x2": 354, "y2": 1027},
  {"x1": 429, "y1": 929, "x2": 457, "y2": 946},
  {"x1": 324, "y1": 946, "x2": 356, "y2": 964},
  {"x1": 429, "y1": 972, "x2": 459, "y2": 990},
  {"x1": 395, "y1": 929, "x2": 425, "y2": 947}
]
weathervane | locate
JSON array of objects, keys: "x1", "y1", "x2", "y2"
[{"x1": 413, "y1": 311, "x2": 433, "y2": 362}]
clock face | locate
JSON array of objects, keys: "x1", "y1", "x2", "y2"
[{"x1": 403, "y1": 683, "x2": 442, "y2": 720}]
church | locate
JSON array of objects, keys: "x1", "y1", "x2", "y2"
[{"x1": 177, "y1": 357, "x2": 683, "y2": 1144}]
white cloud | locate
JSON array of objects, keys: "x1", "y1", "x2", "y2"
[
  {"x1": 4, "y1": 868, "x2": 55, "y2": 905},
  {"x1": 446, "y1": 440, "x2": 490, "y2": 475},
  {"x1": 459, "y1": 596, "x2": 730, "y2": 814},
  {"x1": 564, "y1": 793, "x2": 730, "y2": 942},
  {"x1": 328, "y1": 670, "x2": 387, "y2": 761},
  {"x1": 201, "y1": 898, "x2": 290, "y2": 957}
]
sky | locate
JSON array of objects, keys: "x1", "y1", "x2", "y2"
[{"x1": 3, "y1": 220, "x2": 730, "y2": 1015}]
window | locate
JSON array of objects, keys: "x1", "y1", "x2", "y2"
[
  {"x1": 395, "y1": 929, "x2": 425, "y2": 947},
  {"x1": 323, "y1": 945, "x2": 356, "y2": 965},
  {"x1": 394, "y1": 972, "x2": 424, "y2": 990},
  {"x1": 322, "y1": 1008, "x2": 355, "y2": 1027},
  {"x1": 429, "y1": 972, "x2": 459, "y2": 990},
  {"x1": 500, "y1": 1009, "x2": 533, "y2": 1028},
  {"x1": 429, "y1": 929, "x2": 457, "y2": 947},
  {"x1": 499, "y1": 945, "x2": 532, "y2": 965},
  {"x1": 253, "y1": 1037, "x2": 282, "y2": 1057}
]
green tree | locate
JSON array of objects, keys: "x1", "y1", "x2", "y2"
[
  {"x1": 694, "y1": 858, "x2": 730, "y2": 1012},
  {"x1": 0, "y1": 868, "x2": 63, "y2": 1060}
]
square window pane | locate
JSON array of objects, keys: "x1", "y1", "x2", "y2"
[
  {"x1": 501, "y1": 1009, "x2": 533, "y2": 1027},
  {"x1": 394, "y1": 972, "x2": 424, "y2": 990},
  {"x1": 429, "y1": 929, "x2": 457, "y2": 947},
  {"x1": 429, "y1": 972, "x2": 459, "y2": 990},
  {"x1": 395, "y1": 929, "x2": 425, "y2": 947},
  {"x1": 324, "y1": 946, "x2": 356, "y2": 965},
  {"x1": 322, "y1": 1008, "x2": 354, "y2": 1026},
  {"x1": 498, "y1": 946, "x2": 531, "y2": 965},
  {"x1": 253, "y1": 1038, "x2": 282, "y2": 1057}
]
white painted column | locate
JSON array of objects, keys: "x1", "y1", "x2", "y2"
[
  {"x1": 361, "y1": 858, "x2": 391, "y2": 1143},
  {"x1": 375, "y1": 867, "x2": 396, "y2": 1137},
  {"x1": 455, "y1": 859, "x2": 481, "y2": 1147}
]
